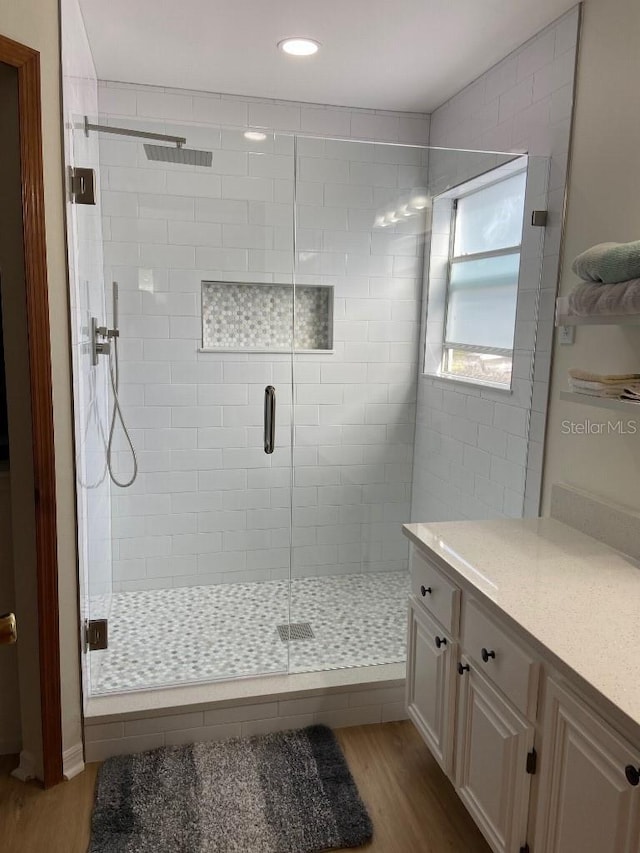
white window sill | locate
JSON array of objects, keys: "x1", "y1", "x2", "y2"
[{"x1": 421, "y1": 371, "x2": 513, "y2": 394}]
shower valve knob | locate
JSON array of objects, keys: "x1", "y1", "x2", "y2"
[{"x1": 96, "y1": 325, "x2": 119, "y2": 339}]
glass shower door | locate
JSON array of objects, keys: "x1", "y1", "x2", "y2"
[{"x1": 88, "y1": 127, "x2": 296, "y2": 693}]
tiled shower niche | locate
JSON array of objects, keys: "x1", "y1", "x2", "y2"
[{"x1": 202, "y1": 281, "x2": 334, "y2": 352}]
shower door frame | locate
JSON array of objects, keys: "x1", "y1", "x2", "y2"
[{"x1": 0, "y1": 33, "x2": 63, "y2": 787}]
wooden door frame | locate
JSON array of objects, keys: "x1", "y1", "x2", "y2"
[{"x1": 0, "y1": 33, "x2": 63, "y2": 787}]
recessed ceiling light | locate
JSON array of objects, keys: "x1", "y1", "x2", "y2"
[
  {"x1": 244, "y1": 131, "x2": 267, "y2": 142},
  {"x1": 278, "y1": 37, "x2": 321, "y2": 57}
]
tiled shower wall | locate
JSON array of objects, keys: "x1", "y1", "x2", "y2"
[
  {"x1": 98, "y1": 81, "x2": 429, "y2": 591},
  {"x1": 412, "y1": 6, "x2": 580, "y2": 522}
]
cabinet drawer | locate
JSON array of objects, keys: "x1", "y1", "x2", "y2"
[
  {"x1": 462, "y1": 597, "x2": 539, "y2": 719},
  {"x1": 410, "y1": 548, "x2": 460, "y2": 635}
]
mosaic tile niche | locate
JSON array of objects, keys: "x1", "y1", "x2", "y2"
[{"x1": 202, "y1": 281, "x2": 333, "y2": 351}]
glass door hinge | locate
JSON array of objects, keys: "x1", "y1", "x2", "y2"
[
  {"x1": 69, "y1": 166, "x2": 96, "y2": 205},
  {"x1": 85, "y1": 619, "x2": 108, "y2": 651}
]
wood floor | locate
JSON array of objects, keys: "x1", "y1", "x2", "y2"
[{"x1": 0, "y1": 721, "x2": 491, "y2": 853}]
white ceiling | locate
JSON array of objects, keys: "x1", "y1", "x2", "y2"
[{"x1": 79, "y1": 0, "x2": 575, "y2": 113}]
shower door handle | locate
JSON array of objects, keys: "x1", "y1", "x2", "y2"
[{"x1": 264, "y1": 386, "x2": 276, "y2": 454}]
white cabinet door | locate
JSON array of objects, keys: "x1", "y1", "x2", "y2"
[
  {"x1": 455, "y1": 661, "x2": 534, "y2": 853},
  {"x1": 535, "y1": 678, "x2": 640, "y2": 853},
  {"x1": 406, "y1": 597, "x2": 456, "y2": 775}
]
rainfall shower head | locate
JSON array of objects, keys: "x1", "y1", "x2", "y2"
[
  {"x1": 83, "y1": 117, "x2": 213, "y2": 167},
  {"x1": 143, "y1": 143, "x2": 213, "y2": 167}
]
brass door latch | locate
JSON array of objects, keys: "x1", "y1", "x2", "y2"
[{"x1": 0, "y1": 612, "x2": 17, "y2": 645}]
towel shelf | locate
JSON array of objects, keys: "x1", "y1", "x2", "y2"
[
  {"x1": 555, "y1": 298, "x2": 640, "y2": 327},
  {"x1": 559, "y1": 391, "x2": 640, "y2": 414},
  {"x1": 555, "y1": 313, "x2": 640, "y2": 327}
]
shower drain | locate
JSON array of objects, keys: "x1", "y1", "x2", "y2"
[{"x1": 277, "y1": 622, "x2": 315, "y2": 642}]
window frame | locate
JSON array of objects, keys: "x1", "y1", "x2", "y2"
[{"x1": 440, "y1": 169, "x2": 527, "y2": 388}]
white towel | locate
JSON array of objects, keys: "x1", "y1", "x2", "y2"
[
  {"x1": 569, "y1": 368, "x2": 640, "y2": 383},
  {"x1": 569, "y1": 387, "x2": 626, "y2": 398},
  {"x1": 569, "y1": 378, "x2": 640, "y2": 392}
]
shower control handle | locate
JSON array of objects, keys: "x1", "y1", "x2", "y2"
[{"x1": 264, "y1": 386, "x2": 276, "y2": 454}]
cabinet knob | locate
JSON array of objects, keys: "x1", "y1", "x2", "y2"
[
  {"x1": 625, "y1": 765, "x2": 640, "y2": 786},
  {"x1": 435, "y1": 636, "x2": 447, "y2": 649},
  {"x1": 420, "y1": 585, "x2": 432, "y2": 597},
  {"x1": 481, "y1": 647, "x2": 496, "y2": 662},
  {"x1": 457, "y1": 662, "x2": 470, "y2": 675}
]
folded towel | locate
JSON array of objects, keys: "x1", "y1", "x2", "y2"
[
  {"x1": 567, "y1": 278, "x2": 640, "y2": 316},
  {"x1": 569, "y1": 386, "x2": 627, "y2": 398},
  {"x1": 569, "y1": 378, "x2": 640, "y2": 392},
  {"x1": 569, "y1": 368, "x2": 640, "y2": 383},
  {"x1": 572, "y1": 241, "x2": 640, "y2": 284}
]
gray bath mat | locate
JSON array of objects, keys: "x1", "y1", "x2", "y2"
[{"x1": 89, "y1": 724, "x2": 373, "y2": 852}]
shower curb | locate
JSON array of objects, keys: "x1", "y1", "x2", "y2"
[{"x1": 84, "y1": 663, "x2": 407, "y2": 762}]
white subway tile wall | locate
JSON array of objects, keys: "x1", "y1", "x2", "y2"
[
  {"x1": 412, "y1": 6, "x2": 579, "y2": 523},
  {"x1": 99, "y1": 81, "x2": 430, "y2": 590}
]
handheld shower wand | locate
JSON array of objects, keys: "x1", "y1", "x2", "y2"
[{"x1": 93, "y1": 282, "x2": 138, "y2": 487}]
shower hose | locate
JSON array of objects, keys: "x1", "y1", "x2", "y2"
[{"x1": 106, "y1": 331, "x2": 138, "y2": 488}]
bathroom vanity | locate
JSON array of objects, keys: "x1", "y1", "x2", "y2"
[{"x1": 403, "y1": 517, "x2": 640, "y2": 853}]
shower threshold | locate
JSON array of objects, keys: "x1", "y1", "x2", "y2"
[{"x1": 84, "y1": 659, "x2": 407, "y2": 761}]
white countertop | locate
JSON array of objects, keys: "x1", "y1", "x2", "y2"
[{"x1": 403, "y1": 517, "x2": 640, "y2": 736}]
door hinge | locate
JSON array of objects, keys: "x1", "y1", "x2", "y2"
[
  {"x1": 85, "y1": 619, "x2": 108, "y2": 651},
  {"x1": 520, "y1": 845, "x2": 530, "y2": 853},
  {"x1": 526, "y1": 747, "x2": 537, "y2": 774},
  {"x1": 69, "y1": 166, "x2": 96, "y2": 205}
]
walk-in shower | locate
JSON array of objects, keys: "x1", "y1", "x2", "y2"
[{"x1": 68, "y1": 106, "x2": 547, "y2": 697}]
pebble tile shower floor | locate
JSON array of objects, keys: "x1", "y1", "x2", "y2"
[{"x1": 91, "y1": 571, "x2": 410, "y2": 694}]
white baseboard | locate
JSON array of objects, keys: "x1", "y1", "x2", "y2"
[
  {"x1": 63, "y1": 742, "x2": 85, "y2": 780},
  {"x1": 10, "y1": 750, "x2": 39, "y2": 782},
  {"x1": 7, "y1": 745, "x2": 85, "y2": 782}
]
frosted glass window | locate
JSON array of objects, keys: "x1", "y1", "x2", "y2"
[
  {"x1": 445, "y1": 253, "x2": 520, "y2": 350},
  {"x1": 454, "y1": 172, "x2": 526, "y2": 256}
]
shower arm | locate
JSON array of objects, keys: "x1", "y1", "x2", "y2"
[{"x1": 83, "y1": 116, "x2": 187, "y2": 148}]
